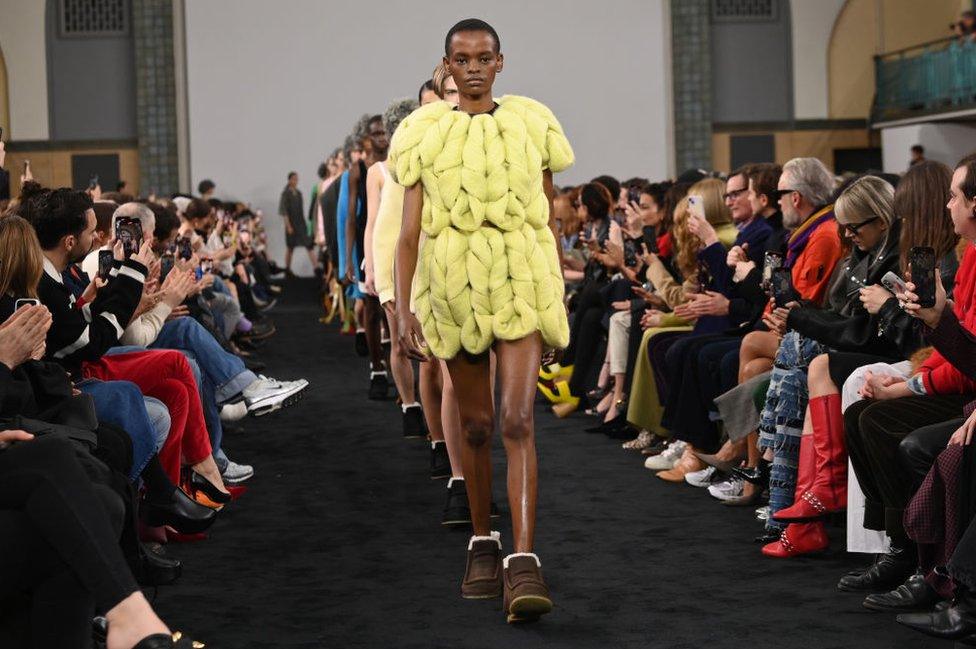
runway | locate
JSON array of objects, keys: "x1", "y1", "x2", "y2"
[{"x1": 153, "y1": 279, "x2": 941, "y2": 649}]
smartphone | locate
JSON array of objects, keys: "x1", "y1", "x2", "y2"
[
  {"x1": 176, "y1": 236, "x2": 192, "y2": 260},
  {"x1": 115, "y1": 217, "x2": 142, "y2": 258},
  {"x1": 641, "y1": 226, "x2": 659, "y2": 254},
  {"x1": 880, "y1": 271, "x2": 909, "y2": 295},
  {"x1": 687, "y1": 194, "x2": 703, "y2": 219},
  {"x1": 199, "y1": 259, "x2": 213, "y2": 274},
  {"x1": 14, "y1": 298, "x2": 39, "y2": 310},
  {"x1": 762, "y1": 251, "x2": 784, "y2": 286},
  {"x1": 770, "y1": 267, "x2": 796, "y2": 308},
  {"x1": 160, "y1": 254, "x2": 174, "y2": 280},
  {"x1": 628, "y1": 186, "x2": 642, "y2": 207},
  {"x1": 909, "y1": 246, "x2": 937, "y2": 308},
  {"x1": 88, "y1": 174, "x2": 99, "y2": 190},
  {"x1": 97, "y1": 249, "x2": 114, "y2": 280}
]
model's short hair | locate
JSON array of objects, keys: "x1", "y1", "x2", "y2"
[
  {"x1": 445, "y1": 19, "x2": 500, "y2": 56},
  {"x1": 287, "y1": 171, "x2": 298, "y2": 181},
  {"x1": 384, "y1": 98, "x2": 419, "y2": 138},
  {"x1": 198, "y1": 179, "x2": 215, "y2": 195},
  {"x1": 911, "y1": 144, "x2": 925, "y2": 154},
  {"x1": 418, "y1": 79, "x2": 436, "y2": 103}
]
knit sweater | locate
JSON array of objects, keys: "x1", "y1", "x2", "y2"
[{"x1": 388, "y1": 96, "x2": 574, "y2": 359}]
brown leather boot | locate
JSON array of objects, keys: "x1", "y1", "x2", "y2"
[
  {"x1": 461, "y1": 532, "x2": 502, "y2": 599},
  {"x1": 502, "y1": 553, "x2": 553, "y2": 623}
]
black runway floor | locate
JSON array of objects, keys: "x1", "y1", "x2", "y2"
[{"x1": 154, "y1": 279, "x2": 946, "y2": 649}]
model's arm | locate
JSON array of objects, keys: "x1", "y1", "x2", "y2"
[
  {"x1": 344, "y1": 164, "x2": 360, "y2": 284},
  {"x1": 278, "y1": 191, "x2": 293, "y2": 236},
  {"x1": 394, "y1": 183, "x2": 428, "y2": 361},
  {"x1": 543, "y1": 170, "x2": 563, "y2": 270},
  {"x1": 363, "y1": 163, "x2": 383, "y2": 295}
]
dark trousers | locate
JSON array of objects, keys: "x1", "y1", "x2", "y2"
[
  {"x1": 661, "y1": 334, "x2": 741, "y2": 452},
  {"x1": 0, "y1": 436, "x2": 137, "y2": 647},
  {"x1": 564, "y1": 284, "x2": 607, "y2": 397},
  {"x1": 845, "y1": 394, "x2": 972, "y2": 543}
]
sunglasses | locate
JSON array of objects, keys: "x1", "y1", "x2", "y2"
[
  {"x1": 843, "y1": 216, "x2": 880, "y2": 235},
  {"x1": 772, "y1": 188, "x2": 799, "y2": 201}
]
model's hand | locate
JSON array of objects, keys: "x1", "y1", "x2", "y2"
[
  {"x1": 858, "y1": 284, "x2": 893, "y2": 315},
  {"x1": 397, "y1": 309, "x2": 429, "y2": 362},
  {"x1": 898, "y1": 268, "x2": 947, "y2": 328}
]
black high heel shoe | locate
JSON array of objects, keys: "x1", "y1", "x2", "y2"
[
  {"x1": 93, "y1": 619, "x2": 203, "y2": 649},
  {"x1": 732, "y1": 459, "x2": 770, "y2": 489},
  {"x1": 188, "y1": 471, "x2": 231, "y2": 505}
]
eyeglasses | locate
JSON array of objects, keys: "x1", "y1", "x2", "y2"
[
  {"x1": 772, "y1": 188, "x2": 799, "y2": 201},
  {"x1": 843, "y1": 216, "x2": 881, "y2": 235},
  {"x1": 723, "y1": 188, "x2": 747, "y2": 201}
]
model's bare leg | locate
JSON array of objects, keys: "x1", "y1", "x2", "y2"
[
  {"x1": 439, "y1": 362, "x2": 464, "y2": 476},
  {"x1": 494, "y1": 333, "x2": 543, "y2": 553},
  {"x1": 445, "y1": 351, "x2": 494, "y2": 536},
  {"x1": 384, "y1": 309, "x2": 417, "y2": 403},
  {"x1": 363, "y1": 296, "x2": 384, "y2": 371},
  {"x1": 419, "y1": 360, "x2": 444, "y2": 441}
]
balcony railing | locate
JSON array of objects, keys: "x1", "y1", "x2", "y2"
[{"x1": 873, "y1": 35, "x2": 976, "y2": 123}]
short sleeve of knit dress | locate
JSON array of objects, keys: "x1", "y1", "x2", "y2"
[{"x1": 387, "y1": 95, "x2": 575, "y2": 360}]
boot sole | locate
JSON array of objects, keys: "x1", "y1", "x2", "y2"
[
  {"x1": 251, "y1": 388, "x2": 306, "y2": 417},
  {"x1": 506, "y1": 595, "x2": 553, "y2": 623},
  {"x1": 461, "y1": 586, "x2": 502, "y2": 600}
]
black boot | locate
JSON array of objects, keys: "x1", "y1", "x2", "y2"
[
  {"x1": 368, "y1": 370, "x2": 390, "y2": 400},
  {"x1": 140, "y1": 488, "x2": 217, "y2": 534},
  {"x1": 429, "y1": 441, "x2": 450, "y2": 480},
  {"x1": 863, "y1": 571, "x2": 942, "y2": 612},
  {"x1": 403, "y1": 404, "x2": 427, "y2": 439},
  {"x1": 897, "y1": 588, "x2": 976, "y2": 640},
  {"x1": 442, "y1": 478, "x2": 472, "y2": 528},
  {"x1": 134, "y1": 542, "x2": 182, "y2": 586},
  {"x1": 837, "y1": 540, "x2": 917, "y2": 593},
  {"x1": 732, "y1": 458, "x2": 770, "y2": 490}
]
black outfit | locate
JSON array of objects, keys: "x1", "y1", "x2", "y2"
[
  {"x1": 354, "y1": 160, "x2": 369, "y2": 283},
  {"x1": 320, "y1": 180, "x2": 341, "y2": 271},
  {"x1": 844, "y1": 395, "x2": 971, "y2": 543},
  {"x1": 0, "y1": 436, "x2": 137, "y2": 649},
  {"x1": 279, "y1": 185, "x2": 311, "y2": 249}
]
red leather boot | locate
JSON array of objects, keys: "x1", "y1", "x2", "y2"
[
  {"x1": 763, "y1": 435, "x2": 829, "y2": 557},
  {"x1": 774, "y1": 394, "x2": 847, "y2": 522}
]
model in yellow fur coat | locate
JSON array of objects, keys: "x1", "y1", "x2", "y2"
[{"x1": 392, "y1": 20, "x2": 573, "y2": 625}]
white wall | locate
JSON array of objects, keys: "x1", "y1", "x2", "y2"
[
  {"x1": 184, "y1": 0, "x2": 672, "y2": 274},
  {"x1": 881, "y1": 123, "x2": 976, "y2": 173},
  {"x1": 0, "y1": 0, "x2": 50, "y2": 139},
  {"x1": 789, "y1": 0, "x2": 846, "y2": 119}
]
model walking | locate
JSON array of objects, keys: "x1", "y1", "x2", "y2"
[{"x1": 391, "y1": 19, "x2": 574, "y2": 623}]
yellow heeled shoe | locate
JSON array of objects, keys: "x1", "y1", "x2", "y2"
[
  {"x1": 538, "y1": 379, "x2": 575, "y2": 404},
  {"x1": 538, "y1": 363, "x2": 573, "y2": 382}
]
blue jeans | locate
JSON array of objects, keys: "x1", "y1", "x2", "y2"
[
  {"x1": 79, "y1": 379, "x2": 166, "y2": 481},
  {"x1": 757, "y1": 331, "x2": 823, "y2": 529}
]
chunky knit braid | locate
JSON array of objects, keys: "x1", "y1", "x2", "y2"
[{"x1": 389, "y1": 95, "x2": 574, "y2": 359}]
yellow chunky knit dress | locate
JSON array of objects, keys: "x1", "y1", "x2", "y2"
[{"x1": 388, "y1": 95, "x2": 574, "y2": 360}]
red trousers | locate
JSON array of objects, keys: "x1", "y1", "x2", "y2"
[{"x1": 82, "y1": 350, "x2": 212, "y2": 484}]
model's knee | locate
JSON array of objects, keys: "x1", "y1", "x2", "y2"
[
  {"x1": 461, "y1": 413, "x2": 493, "y2": 447},
  {"x1": 500, "y1": 408, "x2": 533, "y2": 442}
]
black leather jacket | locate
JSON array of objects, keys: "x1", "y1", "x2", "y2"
[{"x1": 787, "y1": 219, "x2": 922, "y2": 357}]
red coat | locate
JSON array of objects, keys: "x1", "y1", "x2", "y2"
[{"x1": 921, "y1": 244, "x2": 976, "y2": 395}]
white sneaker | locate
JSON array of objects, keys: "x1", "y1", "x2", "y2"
[
  {"x1": 644, "y1": 441, "x2": 687, "y2": 471},
  {"x1": 219, "y1": 400, "x2": 248, "y2": 422},
  {"x1": 685, "y1": 466, "x2": 717, "y2": 488},
  {"x1": 221, "y1": 460, "x2": 254, "y2": 484},
  {"x1": 755, "y1": 505, "x2": 770, "y2": 521},
  {"x1": 244, "y1": 375, "x2": 309, "y2": 414},
  {"x1": 707, "y1": 477, "x2": 745, "y2": 501}
]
